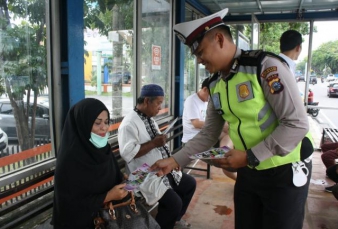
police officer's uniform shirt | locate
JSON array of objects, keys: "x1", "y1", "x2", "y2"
[{"x1": 173, "y1": 47, "x2": 309, "y2": 166}]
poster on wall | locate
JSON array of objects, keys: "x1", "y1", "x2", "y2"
[{"x1": 152, "y1": 45, "x2": 161, "y2": 70}]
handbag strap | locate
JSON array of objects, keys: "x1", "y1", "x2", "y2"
[
  {"x1": 107, "y1": 191, "x2": 139, "y2": 220},
  {"x1": 93, "y1": 214, "x2": 105, "y2": 229}
]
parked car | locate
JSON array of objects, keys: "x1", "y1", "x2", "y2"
[
  {"x1": 0, "y1": 99, "x2": 50, "y2": 140},
  {"x1": 327, "y1": 74, "x2": 336, "y2": 82},
  {"x1": 327, "y1": 83, "x2": 338, "y2": 98},
  {"x1": 297, "y1": 75, "x2": 305, "y2": 82},
  {"x1": 309, "y1": 76, "x2": 317, "y2": 85},
  {"x1": 0, "y1": 127, "x2": 8, "y2": 152}
]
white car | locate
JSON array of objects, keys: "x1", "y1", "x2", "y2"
[
  {"x1": 0, "y1": 127, "x2": 8, "y2": 152},
  {"x1": 327, "y1": 74, "x2": 336, "y2": 82}
]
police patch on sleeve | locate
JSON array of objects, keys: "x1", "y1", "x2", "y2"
[
  {"x1": 267, "y1": 74, "x2": 284, "y2": 94},
  {"x1": 261, "y1": 66, "x2": 277, "y2": 78}
]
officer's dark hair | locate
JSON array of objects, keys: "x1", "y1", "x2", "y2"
[
  {"x1": 215, "y1": 25, "x2": 233, "y2": 40},
  {"x1": 280, "y1": 30, "x2": 302, "y2": 52},
  {"x1": 205, "y1": 25, "x2": 233, "y2": 43},
  {"x1": 201, "y1": 77, "x2": 210, "y2": 89}
]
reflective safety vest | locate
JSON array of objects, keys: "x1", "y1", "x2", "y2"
[{"x1": 209, "y1": 51, "x2": 313, "y2": 170}]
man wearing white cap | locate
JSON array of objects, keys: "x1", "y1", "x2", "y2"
[{"x1": 152, "y1": 8, "x2": 314, "y2": 229}]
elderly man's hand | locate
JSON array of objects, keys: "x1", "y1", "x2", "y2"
[
  {"x1": 212, "y1": 149, "x2": 248, "y2": 169},
  {"x1": 153, "y1": 134, "x2": 167, "y2": 147},
  {"x1": 150, "y1": 157, "x2": 178, "y2": 176}
]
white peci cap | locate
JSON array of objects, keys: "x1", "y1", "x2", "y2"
[{"x1": 173, "y1": 8, "x2": 229, "y2": 53}]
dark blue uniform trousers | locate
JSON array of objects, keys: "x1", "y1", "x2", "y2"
[{"x1": 234, "y1": 161, "x2": 312, "y2": 229}]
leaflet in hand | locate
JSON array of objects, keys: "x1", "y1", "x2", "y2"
[
  {"x1": 162, "y1": 117, "x2": 178, "y2": 135},
  {"x1": 125, "y1": 163, "x2": 156, "y2": 191},
  {"x1": 189, "y1": 146, "x2": 231, "y2": 160}
]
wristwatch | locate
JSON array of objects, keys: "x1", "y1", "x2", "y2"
[{"x1": 246, "y1": 149, "x2": 260, "y2": 168}]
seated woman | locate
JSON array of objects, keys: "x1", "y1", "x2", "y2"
[
  {"x1": 321, "y1": 142, "x2": 338, "y2": 192},
  {"x1": 52, "y1": 98, "x2": 129, "y2": 228},
  {"x1": 321, "y1": 142, "x2": 338, "y2": 169}
]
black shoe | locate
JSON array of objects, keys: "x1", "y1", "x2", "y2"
[{"x1": 325, "y1": 184, "x2": 337, "y2": 193}]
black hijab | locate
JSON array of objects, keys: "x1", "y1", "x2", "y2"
[{"x1": 52, "y1": 98, "x2": 123, "y2": 228}]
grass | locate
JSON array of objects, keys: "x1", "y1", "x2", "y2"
[{"x1": 85, "y1": 90, "x2": 132, "y2": 97}]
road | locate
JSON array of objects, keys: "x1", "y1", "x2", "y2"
[
  {"x1": 298, "y1": 80, "x2": 338, "y2": 129},
  {"x1": 7, "y1": 82, "x2": 338, "y2": 150}
]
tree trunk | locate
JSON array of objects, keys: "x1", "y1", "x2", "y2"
[
  {"x1": 5, "y1": 80, "x2": 33, "y2": 150},
  {"x1": 111, "y1": 4, "x2": 123, "y2": 118}
]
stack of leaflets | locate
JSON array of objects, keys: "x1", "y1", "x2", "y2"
[
  {"x1": 124, "y1": 163, "x2": 156, "y2": 191},
  {"x1": 189, "y1": 146, "x2": 231, "y2": 160}
]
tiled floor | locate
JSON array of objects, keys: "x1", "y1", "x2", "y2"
[{"x1": 182, "y1": 117, "x2": 338, "y2": 229}]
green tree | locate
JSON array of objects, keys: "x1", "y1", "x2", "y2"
[
  {"x1": 0, "y1": 0, "x2": 47, "y2": 150},
  {"x1": 312, "y1": 40, "x2": 338, "y2": 74},
  {"x1": 245, "y1": 22, "x2": 314, "y2": 53},
  {"x1": 296, "y1": 57, "x2": 307, "y2": 73}
]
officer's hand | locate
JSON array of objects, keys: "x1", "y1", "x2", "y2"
[
  {"x1": 226, "y1": 149, "x2": 248, "y2": 168},
  {"x1": 150, "y1": 157, "x2": 178, "y2": 176},
  {"x1": 213, "y1": 149, "x2": 247, "y2": 169},
  {"x1": 152, "y1": 134, "x2": 167, "y2": 147}
]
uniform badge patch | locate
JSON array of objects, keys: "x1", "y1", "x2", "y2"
[
  {"x1": 239, "y1": 84, "x2": 249, "y2": 98},
  {"x1": 261, "y1": 66, "x2": 277, "y2": 78},
  {"x1": 236, "y1": 81, "x2": 254, "y2": 102},
  {"x1": 268, "y1": 76, "x2": 284, "y2": 94}
]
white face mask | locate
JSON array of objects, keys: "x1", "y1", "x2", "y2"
[{"x1": 89, "y1": 132, "x2": 109, "y2": 148}]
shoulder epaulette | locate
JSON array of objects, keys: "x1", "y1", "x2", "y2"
[
  {"x1": 238, "y1": 50, "x2": 288, "y2": 85},
  {"x1": 239, "y1": 50, "x2": 287, "y2": 67},
  {"x1": 238, "y1": 50, "x2": 264, "y2": 67}
]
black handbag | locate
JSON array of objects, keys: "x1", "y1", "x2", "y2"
[{"x1": 94, "y1": 192, "x2": 160, "y2": 229}]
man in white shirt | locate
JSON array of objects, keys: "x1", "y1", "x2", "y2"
[
  {"x1": 278, "y1": 30, "x2": 303, "y2": 78},
  {"x1": 182, "y1": 78, "x2": 209, "y2": 143}
]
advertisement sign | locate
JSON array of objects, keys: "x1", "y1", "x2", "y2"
[{"x1": 152, "y1": 45, "x2": 161, "y2": 70}]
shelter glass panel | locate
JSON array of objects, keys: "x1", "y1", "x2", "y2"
[
  {"x1": 140, "y1": 0, "x2": 172, "y2": 117},
  {"x1": 0, "y1": 0, "x2": 53, "y2": 177},
  {"x1": 183, "y1": 6, "x2": 210, "y2": 100},
  {"x1": 84, "y1": 1, "x2": 135, "y2": 130}
]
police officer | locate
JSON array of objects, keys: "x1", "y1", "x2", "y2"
[{"x1": 151, "y1": 8, "x2": 313, "y2": 229}]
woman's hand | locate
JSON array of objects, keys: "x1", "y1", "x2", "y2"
[
  {"x1": 123, "y1": 173, "x2": 129, "y2": 181},
  {"x1": 104, "y1": 183, "x2": 128, "y2": 203}
]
